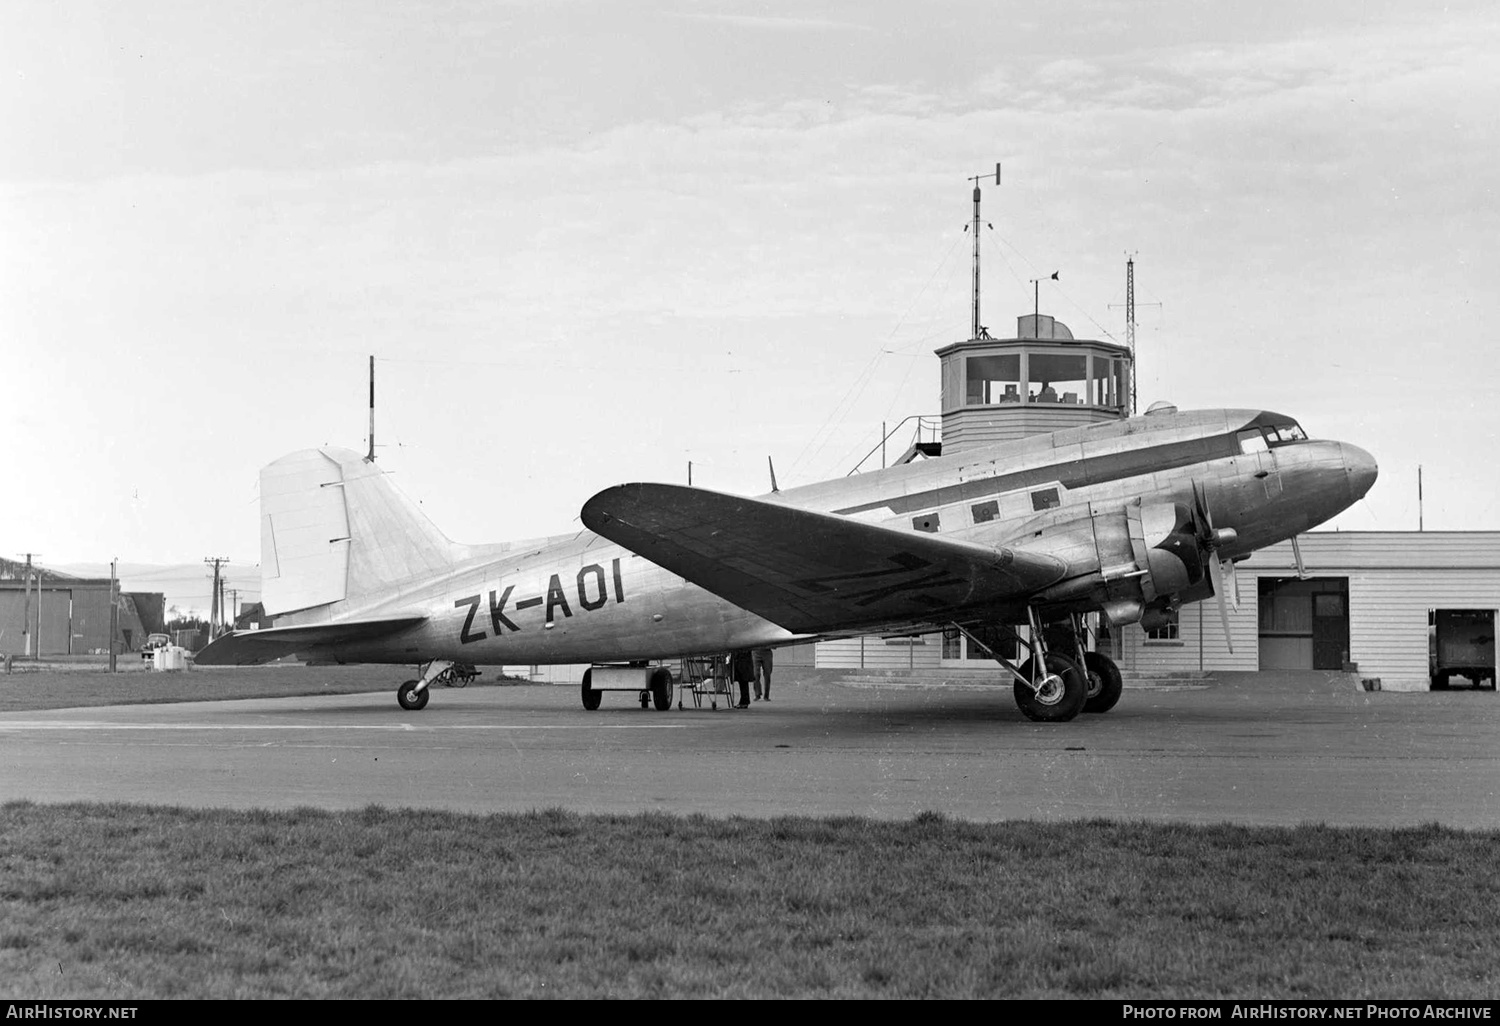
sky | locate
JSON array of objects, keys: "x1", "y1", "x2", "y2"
[{"x1": 4, "y1": 0, "x2": 1498, "y2": 611}]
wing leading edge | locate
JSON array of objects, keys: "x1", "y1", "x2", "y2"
[
  {"x1": 192, "y1": 616, "x2": 427, "y2": 666},
  {"x1": 581, "y1": 484, "x2": 1067, "y2": 635}
]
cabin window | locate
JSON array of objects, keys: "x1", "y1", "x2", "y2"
[
  {"x1": 1030, "y1": 488, "x2": 1060, "y2": 512},
  {"x1": 913, "y1": 513, "x2": 940, "y2": 533},
  {"x1": 971, "y1": 500, "x2": 999, "y2": 523}
]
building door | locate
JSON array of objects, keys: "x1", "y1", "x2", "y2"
[
  {"x1": 39, "y1": 589, "x2": 72, "y2": 656},
  {"x1": 1311, "y1": 591, "x2": 1349, "y2": 670},
  {"x1": 1258, "y1": 577, "x2": 1349, "y2": 670}
]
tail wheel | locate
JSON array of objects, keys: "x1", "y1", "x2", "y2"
[
  {"x1": 581, "y1": 669, "x2": 602, "y2": 711},
  {"x1": 1014, "y1": 653, "x2": 1086, "y2": 722},
  {"x1": 397, "y1": 680, "x2": 429, "y2": 711},
  {"x1": 1082, "y1": 651, "x2": 1124, "y2": 714},
  {"x1": 650, "y1": 668, "x2": 673, "y2": 711}
]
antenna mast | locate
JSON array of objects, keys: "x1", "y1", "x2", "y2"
[
  {"x1": 967, "y1": 164, "x2": 1001, "y2": 339},
  {"x1": 1126, "y1": 256, "x2": 1136, "y2": 416},
  {"x1": 366, "y1": 355, "x2": 376, "y2": 462}
]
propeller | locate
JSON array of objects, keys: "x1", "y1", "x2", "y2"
[{"x1": 1191, "y1": 481, "x2": 1238, "y2": 653}]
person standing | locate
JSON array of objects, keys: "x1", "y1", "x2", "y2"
[
  {"x1": 753, "y1": 647, "x2": 774, "y2": 701},
  {"x1": 731, "y1": 649, "x2": 755, "y2": 709}
]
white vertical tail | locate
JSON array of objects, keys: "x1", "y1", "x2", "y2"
[{"x1": 260, "y1": 448, "x2": 458, "y2": 615}]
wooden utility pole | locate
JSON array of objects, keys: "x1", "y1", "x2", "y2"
[
  {"x1": 109, "y1": 558, "x2": 118, "y2": 672},
  {"x1": 204, "y1": 557, "x2": 229, "y2": 637},
  {"x1": 17, "y1": 553, "x2": 39, "y2": 659}
]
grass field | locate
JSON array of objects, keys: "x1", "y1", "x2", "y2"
[
  {"x1": 2, "y1": 665, "x2": 1496, "y2": 999},
  {"x1": 1, "y1": 803, "x2": 1497, "y2": 999}
]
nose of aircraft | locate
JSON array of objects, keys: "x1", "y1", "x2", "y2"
[{"x1": 1341, "y1": 442, "x2": 1378, "y2": 502}]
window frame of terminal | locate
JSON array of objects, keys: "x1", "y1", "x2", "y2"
[{"x1": 962, "y1": 348, "x2": 1128, "y2": 409}]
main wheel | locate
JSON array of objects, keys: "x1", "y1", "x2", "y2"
[
  {"x1": 651, "y1": 668, "x2": 673, "y2": 711},
  {"x1": 397, "y1": 680, "x2": 429, "y2": 711},
  {"x1": 1082, "y1": 651, "x2": 1124, "y2": 714},
  {"x1": 1014, "y1": 653, "x2": 1087, "y2": 722},
  {"x1": 1431, "y1": 672, "x2": 1450, "y2": 691},
  {"x1": 581, "y1": 669, "x2": 602, "y2": 711}
]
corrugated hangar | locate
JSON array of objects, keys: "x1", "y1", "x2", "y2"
[
  {"x1": 807, "y1": 311, "x2": 1497, "y2": 692},
  {"x1": 0, "y1": 559, "x2": 165, "y2": 658}
]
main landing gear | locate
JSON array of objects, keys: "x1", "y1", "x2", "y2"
[
  {"x1": 951, "y1": 611, "x2": 1122, "y2": 722},
  {"x1": 396, "y1": 660, "x2": 477, "y2": 710}
]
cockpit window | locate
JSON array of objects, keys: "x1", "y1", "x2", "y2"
[{"x1": 1239, "y1": 420, "x2": 1308, "y2": 454}]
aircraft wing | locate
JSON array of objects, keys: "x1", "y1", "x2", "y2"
[
  {"x1": 192, "y1": 616, "x2": 426, "y2": 666},
  {"x1": 581, "y1": 484, "x2": 1068, "y2": 635}
]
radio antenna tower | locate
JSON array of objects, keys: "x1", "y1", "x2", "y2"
[
  {"x1": 967, "y1": 164, "x2": 1001, "y2": 339},
  {"x1": 1112, "y1": 253, "x2": 1160, "y2": 416}
]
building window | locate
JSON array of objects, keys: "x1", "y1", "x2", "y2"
[{"x1": 1146, "y1": 610, "x2": 1180, "y2": 642}]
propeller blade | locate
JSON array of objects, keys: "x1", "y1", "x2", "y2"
[
  {"x1": 1221, "y1": 557, "x2": 1240, "y2": 611},
  {"x1": 1209, "y1": 556, "x2": 1234, "y2": 654}
]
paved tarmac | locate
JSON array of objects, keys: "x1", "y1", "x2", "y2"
[{"x1": 0, "y1": 670, "x2": 1496, "y2": 828}]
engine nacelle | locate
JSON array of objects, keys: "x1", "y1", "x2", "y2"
[{"x1": 1010, "y1": 499, "x2": 1210, "y2": 625}]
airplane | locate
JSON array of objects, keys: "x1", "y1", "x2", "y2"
[{"x1": 195, "y1": 405, "x2": 1377, "y2": 722}]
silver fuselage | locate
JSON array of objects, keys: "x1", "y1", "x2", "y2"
[{"x1": 293, "y1": 408, "x2": 1375, "y2": 665}]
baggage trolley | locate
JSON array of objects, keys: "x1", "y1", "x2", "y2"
[{"x1": 678, "y1": 655, "x2": 735, "y2": 710}]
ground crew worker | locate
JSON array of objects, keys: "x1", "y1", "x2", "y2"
[
  {"x1": 731, "y1": 649, "x2": 755, "y2": 709},
  {"x1": 753, "y1": 647, "x2": 774, "y2": 701}
]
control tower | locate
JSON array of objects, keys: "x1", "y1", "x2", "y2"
[
  {"x1": 932, "y1": 168, "x2": 1133, "y2": 456},
  {"x1": 934, "y1": 313, "x2": 1132, "y2": 454}
]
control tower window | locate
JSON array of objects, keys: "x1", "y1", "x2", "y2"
[
  {"x1": 1026, "y1": 353, "x2": 1087, "y2": 404},
  {"x1": 1091, "y1": 357, "x2": 1127, "y2": 409},
  {"x1": 965, "y1": 354, "x2": 1021, "y2": 405}
]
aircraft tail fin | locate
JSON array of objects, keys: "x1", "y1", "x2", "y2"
[{"x1": 260, "y1": 448, "x2": 459, "y2": 616}]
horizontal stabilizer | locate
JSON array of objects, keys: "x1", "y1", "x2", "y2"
[
  {"x1": 192, "y1": 616, "x2": 426, "y2": 666},
  {"x1": 581, "y1": 484, "x2": 1067, "y2": 635}
]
